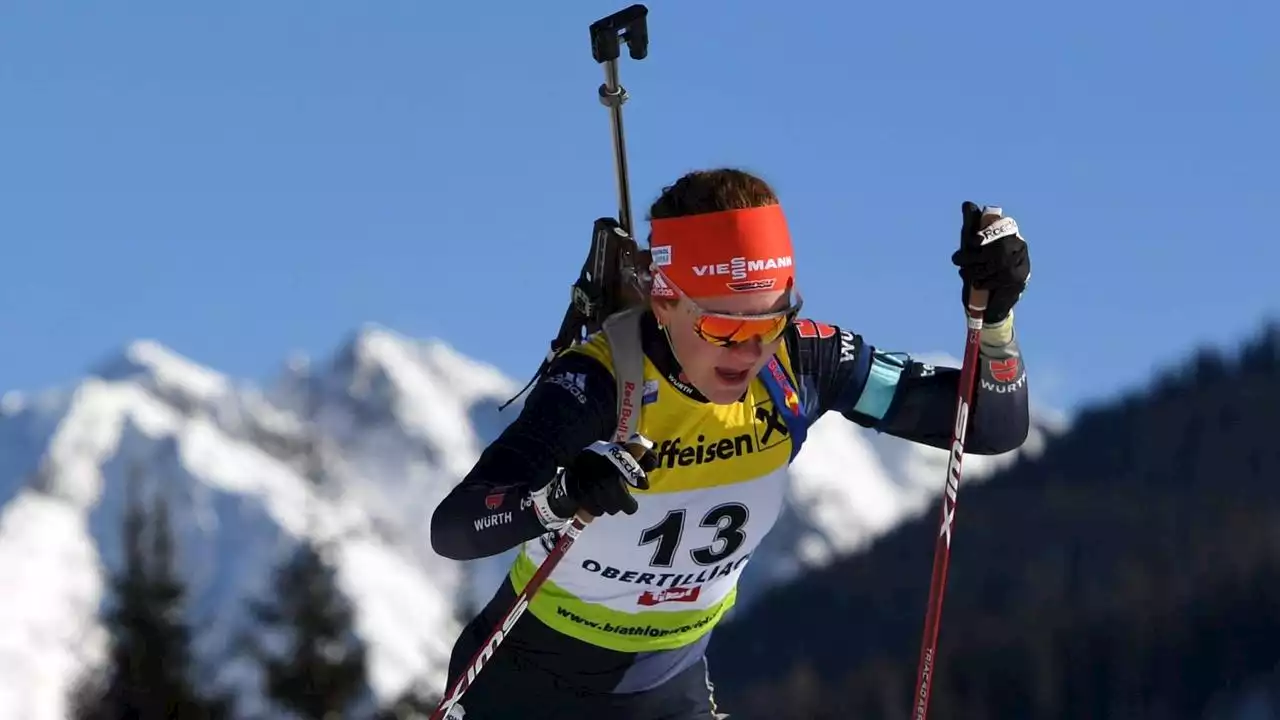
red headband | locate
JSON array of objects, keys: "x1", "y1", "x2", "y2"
[{"x1": 648, "y1": 204, "x2": 795, "y2": 300}]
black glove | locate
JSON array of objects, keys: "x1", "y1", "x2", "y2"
[
  {"x1": 951, "y1": 201, "x2": 1031, "y2": 324},
  {"x1": 547, "y1": 439, "x2": 658, "y2": 519}
]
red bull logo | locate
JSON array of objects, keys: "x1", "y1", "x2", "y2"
[
  {"x1": 783, "y1": 386, "x2": 800, "y2": 414},
  {"x1": 615, "y1": 380, "x2": 636, "y2": 442},
  {"x1": 767, "y1": 361, "x2": 801, "y2": 415}
]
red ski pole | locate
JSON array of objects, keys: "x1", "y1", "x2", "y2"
[
  {"x1": 429, "y1": 512, "x2": 589, "y2": 720},
  {"x1": 430, "y1": 440, "x2": 651, "y2": 720},
  {"x1": 910, "y1": 206, "x2": 1013, "y2": 719}
]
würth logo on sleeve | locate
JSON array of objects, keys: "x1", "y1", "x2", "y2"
[
  {"x1": 988, "y1": 358, "x2": 1020, "y2": 383},
  {"x1": 474, "y1": 512, "x2": 512, "y2": 532},
  {"x1": 484, "y1": 490, "x2": 506, "y2": 510}
]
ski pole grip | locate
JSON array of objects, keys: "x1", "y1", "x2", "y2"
[
  {"x1": 966, "y1": 287, "x2": 991, "y2": 319},
  {"x1": 573, "y1": 438, "x2": 652, "y2": 526},
  {"x1": 622, "y1": 436, "x2": 653, "y2": 460},
  {"x1": 965, "y1": 210, "x2": 1004, "y2": 319},
  {"x1": 590, "y1": 4, "x2": 649, "y2": 63}
]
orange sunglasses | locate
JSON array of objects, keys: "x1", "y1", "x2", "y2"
[{"x1": 681, "y1": 288, "x2": 804, "y2": 348}]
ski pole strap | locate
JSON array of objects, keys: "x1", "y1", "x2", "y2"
[{"x1": 602, "y1": 308, "x2": 646, "y2": 443}]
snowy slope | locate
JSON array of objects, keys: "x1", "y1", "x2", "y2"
[
  {"x1": 0, "y1": 326, "x2": 1063, "y2": 719},
  {"x1": 0, "y1": 340, "x2": 463, "y2": 720}
]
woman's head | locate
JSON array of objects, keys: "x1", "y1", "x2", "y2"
[{"x1": 645, "y1": 169, "x2": 802, "y2": 404}]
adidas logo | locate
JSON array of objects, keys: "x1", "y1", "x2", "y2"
[{"x1": 546, "y1": 371, "x2": 587, "y2": 405}]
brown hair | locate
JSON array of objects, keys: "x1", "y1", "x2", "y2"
[{"x1": 646, "y1": 168, "x2": 779, "y2": 222}]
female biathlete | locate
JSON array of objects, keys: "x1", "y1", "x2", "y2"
[{"x1": 430, "y1": 168, "x2": 1032, "y2": 719}]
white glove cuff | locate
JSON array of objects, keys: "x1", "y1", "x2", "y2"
[{"x1": 529, "y1": 471, "x2": 570, "y2": 531}]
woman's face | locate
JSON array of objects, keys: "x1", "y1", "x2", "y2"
[{"x1": 652, "y1": 290, "x2": 791, "y2": 404}]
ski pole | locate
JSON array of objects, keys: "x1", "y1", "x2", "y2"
[
  {"x1": 429, "y1": 440, "x2": 652, "y2": 720},
  {"x1": 910, "y1": 206, "x2": 1013, "y2": 720}
]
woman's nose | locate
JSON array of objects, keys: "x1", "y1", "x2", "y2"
[{"x1": 726, "y1": 336, "x2": 764, "y2": 360}]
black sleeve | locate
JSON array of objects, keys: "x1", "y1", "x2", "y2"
[
  {"x1": 429, "y1": 351, "x2": 618, "y2": 561},
  {"x1": 784, "y1": 319, "x2": 1030, "y2": 455}
]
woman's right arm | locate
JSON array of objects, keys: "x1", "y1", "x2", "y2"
[{"x1": 429, "y1": 350, "x2": 618, "y2": 561}]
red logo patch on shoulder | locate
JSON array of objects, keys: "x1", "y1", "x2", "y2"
[
  {"x1": 988, "y1": 358, "x2": 1019, "y2": 383},
  {"x1": 484, "y1": 490, "x2": 506, "y2": 510},
  {"x1": 793, "y1": 319, "x2": 836, "y2": 339}
]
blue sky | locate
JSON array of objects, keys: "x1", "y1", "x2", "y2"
[{"x1": 2, "y1": 0, "x2": 1276, "y2": 415}]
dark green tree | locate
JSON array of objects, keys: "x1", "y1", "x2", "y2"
[
  {"x1": 373, "y1": 684, "x2": 440, "y2": 720},
  {"x1": 245, "y1": 530, "x2": 371, "y2": 720},
  {"x1": 71, "y1": 461, "x2": 227, "y2": 720}
]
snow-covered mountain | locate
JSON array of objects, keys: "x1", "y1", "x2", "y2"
[{"x1": 0, "y1": 325, "x2": 1065, "y2": 719}]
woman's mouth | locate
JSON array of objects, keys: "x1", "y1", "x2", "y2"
[{"x1": 715, "y1": 367, "x2": 750, "y2": 384}]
